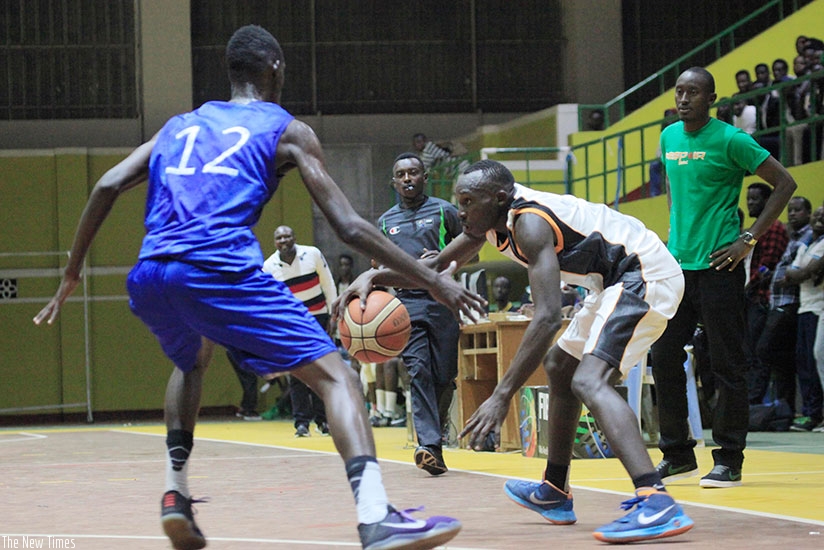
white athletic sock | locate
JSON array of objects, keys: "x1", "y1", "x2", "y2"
[
  {"x1": 166, "y1": 449, "x2": 190, "y2": 498},
  {"x1": 385, "y1": 391, "x2": 397, "y2": 418},
  {"x1": 355, "y1": 460, "x2": 389, "y2": 524},
  {"x1": 165, "y1": 430, "x2": 192, "y2": 498},
  {"x1": 375, "y1": 389, "x2": 386, "y2": 416}
]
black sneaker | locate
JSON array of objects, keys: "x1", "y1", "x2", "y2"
[
  {"x1": 414, "y1": 445, "x2": 448, "y2": 476},
  {"x1": 655, "y1": 457, "x2": 699, "y2": 484},
  {"x1": 161, "y1": 490, "x2": 207, "y2": 550},
  {"x1": 699, "y1": 464, "x2": 742, "y2": 488},
  {"x1": 358, "y1": 505, "x2": 461, "y2": 550},
  {"x1": 790, "y1": 416, "x2": 822, "y2": 432},
  {"x1": 235, "y1": 409, "x2": 262, "y2": 421},
  {"x1": 315, "y1": 422, "x2": 330, "y2": 436},
  {"x1": 295, "y1": 424, "x2": 310, "y2": 437}
]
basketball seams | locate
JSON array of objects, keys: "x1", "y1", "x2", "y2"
[{"x1": 338, "y1": 290, "x2": 411, "y2": 362}]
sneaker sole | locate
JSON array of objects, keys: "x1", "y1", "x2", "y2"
[
  {"x1": 593, "y1": 515, "x2": 694, "y2": 543},
  {"x1": 503, "y1": 484, "x2": 576, "y2": 525},
  {"x1": 363, "y1": 521, "x2": 461, "y2": 550},
  {"x1": 699, "y1": 478, "x2": 742, "y2": 488},
  {"x1": 660, "y1": 467, "x2": 699, "y2": 484},
  {"x1": 414, "y1": 449, "x2": 447, "y2": 476},
  {"x1": 162, "y1": 515, "x2": 206, "y2": 550}
]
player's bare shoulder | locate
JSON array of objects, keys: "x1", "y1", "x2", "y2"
[{"x1": 276, "y1": 119, "x2": 323, "y2": 172}]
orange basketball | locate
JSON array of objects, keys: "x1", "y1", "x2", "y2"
[{"x1": 338, "y1": 290, "x2": 411, "y2": 363}]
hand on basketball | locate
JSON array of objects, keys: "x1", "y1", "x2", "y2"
[
  {"x1": 33, "y1": 273, "x2": 81, "y2": 326},
  {"x1": 331, "y1": 270, "x2": 376, "y2": 323},
  {"x1": 428, "y1": 261, "x2": 488, "y2": 324},
  {"x1": 459, "y1": 392, "x2": 507, "y2": 451}
]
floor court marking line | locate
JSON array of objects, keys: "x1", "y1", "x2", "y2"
[
  {"x1": 8, "y1": 453, "x2": 332, "y2": 469},
  {"x1": 0, "y1": 533, "x2": 484, "y2": 549},
  {"x1": 114, "y1": 429, "x2": 824, "y2": 526},
  {"x1": 0, "y1": 432, "x2": 48, "y2": 444}
]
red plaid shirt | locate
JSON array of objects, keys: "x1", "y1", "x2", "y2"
[{"x1": 747, "y1": 220, "x2": 789, "y2": 305}]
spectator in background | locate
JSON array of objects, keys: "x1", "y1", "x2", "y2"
[
  {"x1": 796, "y1": 35, "x2": 809, "y2": 56},
  {"x1": 749, "y1": 196, "x2": 812, "y2": 413},
  {"x1": 743, "y1": 183, "x2": 789, "y2": 411},
  {"x1": 735, "y1": 69, "x2": 755, "y2": 105},
  {"x1": 491, "y1": 275, "x2": 517, "y2": 313},
  {"x1": 785, "y1": 54, "x2": 813, "y2": 166},
  {"x1": 263, "y1": 225, "x2": 334, "y2": 437},
  {"x1": 371, "y1": 358, "x2": 410, "y2": 428},
  {"x1": 586, "y1": 109, "x2": 606, "y2": 131},
  {"x1": 756, "y1": 61, "x2": 781, "y2": 159},
  {"x1": 797, "y1": 34, "x2": 824, "y2": 56},
  {"x1": 228, "y1": 349, "x2": 262, "y2": 421},
  {"x1": 651, "y1": 67, "x2": 796, "y2": 490},
  {"x1": 783, "y1": 205, "x2": 824, "y2": 432},
  {"x1": 411, "y1": 132, "x2": 469, "y2": 175},
  {"x1": 647, "y1": 108, "x2": 678, "y2": 198},
  {"x1": 716, "y1": 98, "x2": 733, "y2": 124},
  {"x1": 733, "y1": 96, "x2": 757, "y2": 135},
  {"x1": 752, "y1": 63, "x2": 771, "y2": 90}
]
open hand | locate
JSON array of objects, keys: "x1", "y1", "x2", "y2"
[
  {"x1": 426, "y1": 261, "x2": 487, "y2": 324},
  {"x1": 33, "y1": 273, "x2": 81, "y2": 326}
]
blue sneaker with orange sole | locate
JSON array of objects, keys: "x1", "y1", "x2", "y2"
[
  {"x1": 503, "y1": 479, "x2": 577, "y2": 524},
  {"x1": 358, "y1": 505, "x2": 461, "y2": 550},
  {"x1": 592, "y1": 488, "x2": 694, "y2": 543}
]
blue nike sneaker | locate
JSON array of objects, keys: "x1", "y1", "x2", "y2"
[
  {"x1": 503, "y1": 479, "x2": 577, "y2": 524},
  {"x1": 358, "y1": 505, "x2": 461, "y2": 550},
  {"x1": 593, "y1": 488, "x2": 694, "y2": 543}
]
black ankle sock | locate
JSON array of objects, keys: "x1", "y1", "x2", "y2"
[
  {"x1": 544, "y1": 462, "x2": 569, "y2": 491},
  {"x1": 345, "y1": 455, "x2": 378, "y2": 495},
  {"x1": 633, "y1": 471, "x2": 666, "y2": 492},
  {"x1": 166, "y1": 429, "x2": 193, "y2": 472}
]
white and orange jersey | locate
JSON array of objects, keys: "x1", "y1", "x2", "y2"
[{"x1": 486, "y1": 183, "x2": 681, "y2": 293}]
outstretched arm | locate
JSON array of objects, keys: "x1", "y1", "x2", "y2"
[
  {"x1": 277, "y1": 120, "x2": 486, "y2": 321},
  {"x1": 459, "y1": 212, "x2": 565, "y2": 449},
  {"x1": 332, "y1": 233, "x2": 486, "y2": 320},
  {"x1": 33, "y1": 137, "x2": 156, "y2": 325}
]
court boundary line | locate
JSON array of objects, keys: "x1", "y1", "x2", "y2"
[
  {"x1": 0, "y1": 432, "x2": 47, "y2": 444},
  {"x1": 113, "y1": 429, "x2": 824, "y2": 527}
]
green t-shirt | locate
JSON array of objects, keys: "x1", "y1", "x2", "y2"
[{"x1": 661, "y1": 118, "x2": 769, "y2": 270}]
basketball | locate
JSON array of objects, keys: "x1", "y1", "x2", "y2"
[{"x1": 338, "y1": 290, "x2": 411, "y2": 363}]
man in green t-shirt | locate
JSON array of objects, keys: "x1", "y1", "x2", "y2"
[{"x1": 650, "y1": 67, "x2": 797, "y2": 488}]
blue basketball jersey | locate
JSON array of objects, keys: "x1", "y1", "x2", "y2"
[{"x1": 139, "y1": 101, "x2": 294, "y2": 271}]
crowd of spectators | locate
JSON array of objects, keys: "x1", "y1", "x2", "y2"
[{"x1": 726, "y1": 34, "x2": 824, "y2": 167}]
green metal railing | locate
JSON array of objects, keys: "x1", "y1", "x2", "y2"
[
  {"x1": 424, "y1": 68, "x2": 824, "y2": 205},
  {"x1": 578, "y1": 0, "x2": 804, "y2": 130}
]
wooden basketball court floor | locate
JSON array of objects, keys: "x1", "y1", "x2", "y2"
[{"x1": 1, "y1": 419, "x2": 822, "y2": 549}]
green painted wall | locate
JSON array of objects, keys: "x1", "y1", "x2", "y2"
[{"x1": 0, "y1": 149, "x2": 313, "y2": 415}]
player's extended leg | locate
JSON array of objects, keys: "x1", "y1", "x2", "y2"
[
  {"x1": 504, "y1": 345, "x2": 580, "y2": 525},
  {"x1": 571, "y1": 354, "x2": 693, "y2": 543},
  {"x1": 162, "y1": 337, "x2": 213, "y2": 550},
  {"x1": 571, "y1": 355, "x2": 652, "y2": 477},
  {"x1": 293, "y1": 351, "x2": 461, "y2": 550}
]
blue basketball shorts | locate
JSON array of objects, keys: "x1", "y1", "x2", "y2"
[{"x1": 126, "y1": 259, "x2": 337, "y2": 374}]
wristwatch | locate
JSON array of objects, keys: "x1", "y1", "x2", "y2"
[{"x1": 740, "y1": 231, "x2": 757, "y2": 247}]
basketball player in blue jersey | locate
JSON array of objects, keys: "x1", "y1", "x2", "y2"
[
  {"x1": 338, "y1": 159, "x2": 694, "y2": 544},
  {"x1": 33, "y1": 25, "x2": 484, "y2": 550}
]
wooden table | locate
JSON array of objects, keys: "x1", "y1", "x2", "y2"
[{"x1": 456, "y1": 317, "x2": 568, "y2": 451}]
